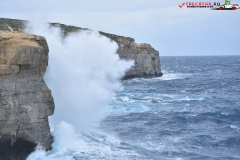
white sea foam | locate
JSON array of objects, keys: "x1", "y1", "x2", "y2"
[
  {"x1": 230, "y1": 125, "x2": 240, "y2": 131},
  {"x1": 141, "y1": 95, "x2": 204, "y2": 103},
  {"x1": 177, "y1": 96, "x2": 204, "y2": 102},
  {"x1": 155, "y1": 73, "x2": 187, "y2": 81},
  {"x1": 119, "y1": 96, "x2": 130, "y2": 102},
  {"x1": 124, "y1": 71, "x2": 189, "y2": 82}
]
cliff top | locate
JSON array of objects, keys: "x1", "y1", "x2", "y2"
[
  {"x1": 0, "y1": 31, "x2": 45, "y2": 41},
  {"x1": 0, "y1": 32, "x2": 45, "y2": 56},
  {"x1": 99, "y1": 31, "x2": 135, "y2": 44},
  {"x1": 50, "y1": 22, "x2": 89, "y2": 36},
  {"x1": 0, "y1": 18, "x2": 27, "y2": 32},
  {"x1": 0, "y1": 18, "x2": 156, "y2": 50},
  {"x1": 0, "y1": 18, "x2": 136, "y2": 43}
]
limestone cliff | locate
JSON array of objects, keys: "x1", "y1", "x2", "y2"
[
  {"x1": 0, "y1": 32, "x2": 54, "y2": 160},
  {"x1": 99, "y1": 32, "x2": 162, "y2": 79}
]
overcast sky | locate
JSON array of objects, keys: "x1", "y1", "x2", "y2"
[{"x1": 1, "y1": 0, "x2": 240, "y2": 56}]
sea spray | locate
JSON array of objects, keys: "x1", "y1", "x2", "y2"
[
  {"x1": 26, "y1": 21, "x2": 133, "y2": 159},
  {"x1": 45, "y1": 30, "x2": 133, "y2": 131}
]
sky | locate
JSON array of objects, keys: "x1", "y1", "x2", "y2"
[{"x1": 0, "y1": 0, "x2": 240, "y2": 56}]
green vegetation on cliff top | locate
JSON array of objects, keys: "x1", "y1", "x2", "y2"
[
  {"x1": 0, "y1": 18, "x2": 88, "y2": 35},
  {"x1": 0, "y1": 18, "x2": 27, "y2": 32}
]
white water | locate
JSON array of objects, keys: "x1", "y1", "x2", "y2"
[{"x1": 26, "y1": 21, "x2": 133, "y2": 159}]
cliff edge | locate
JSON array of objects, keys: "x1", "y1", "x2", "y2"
[{"x1": 0, "y1": 32, "x2": 54, "y2": 160}]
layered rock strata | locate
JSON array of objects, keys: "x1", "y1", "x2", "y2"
[{"x1": 0, "y1": 32, "x2": 54, "y2": 160}]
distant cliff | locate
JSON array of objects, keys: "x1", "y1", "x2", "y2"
[
  {"x1": 1, "y1": 18, "x2": 163, "y2": 79},
  {"x1": 99, "y1": 32, "x2": 162, "y2": 79},
  {"x1": 0, "y1": 32, "x2": 54, "y2": 160}
]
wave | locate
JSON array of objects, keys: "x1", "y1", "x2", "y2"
[
  {"x1": 155, "y1": 73, "x2": 190, "y2": 81},
  {"x1": 25, "y1": 20, "x2": 133, "y2": 159},
  {"x1": 27, "y1": 122, "x2": 139, "y2": 160},
  {"x1": 107, "y1": 94, "x2": 205, "y2": 115}
]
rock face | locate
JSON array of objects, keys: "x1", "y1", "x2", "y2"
[
  {"x1": 99, "y1": 32, "x2": 162, "y2": 79},
  {"x1": 0, "y1": 32, "x2": 54, "y2": 160}
]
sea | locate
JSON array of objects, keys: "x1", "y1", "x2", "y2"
[
  {"x1": 100, "y1": 56, "x2": 240, "y2": 160},
  {"x1": 28, "y1": 55, "x2": 240, "y2": 160}
]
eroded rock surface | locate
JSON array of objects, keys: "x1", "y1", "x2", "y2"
[
  {"x1": 0, "y1": 32, "x2": 54, "y2": 160},
  {"x1": 99, "y1": 32, "x2": 162, "y2": 79}
]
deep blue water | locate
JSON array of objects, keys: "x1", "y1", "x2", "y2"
[{"x1": 101, "y1": 56, "x2": 240, "y2": 160}]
